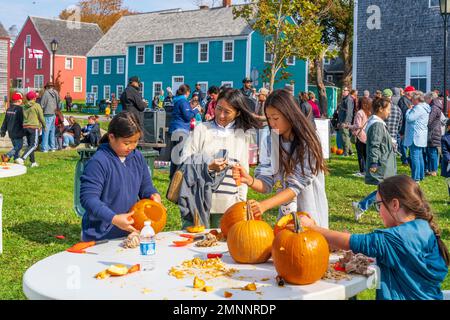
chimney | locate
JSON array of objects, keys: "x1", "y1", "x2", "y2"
[{"x1": 223, "y1": 0, "x2": 232, "y2": 7}]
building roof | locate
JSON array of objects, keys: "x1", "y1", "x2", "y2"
[
  {"x1": 29, "y1": 16, "x2": 103, "y2": 56},
  {"x1": 88, "y1": 6, "x2": 253, "y2": 57},
  {"x1": 0, "y1": 22, "x2": 9, "y2": 38}
]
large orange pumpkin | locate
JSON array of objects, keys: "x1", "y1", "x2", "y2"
[
  {"x1": 227, "y1": 207, "x2": 274, "y2": 264},
  {"x1": 273, "y1": 212, "x2": 314, "y2": 236},
  {"x1": 130, "y1": 199, "x2": 167, "y2": 233},
  {"x1": 272, "y1": 212, "x2": 329, "y2": 285},
  {"x1": 220, "y1": 201, "x2": 262, "y2": 238}
]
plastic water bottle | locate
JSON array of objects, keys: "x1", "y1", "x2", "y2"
[{"x1": 140, "y1": 220, "x2": 156, "y2": 271}]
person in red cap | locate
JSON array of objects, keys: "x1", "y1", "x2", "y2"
[
  {"x1": 397, "y1": 86, "x2": 415, "y2": 165},
  {"x1": 15, "y1": 91, "x2": 46, "y2": 167},
  {"x1": 0, "y1": 92, "x2": 25, "y2": 162}
]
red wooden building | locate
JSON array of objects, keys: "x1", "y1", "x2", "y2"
[
  {"x1": 10, "y1": 16, "x2": 102, "y2": 101},
  {"x1": 0, "y1": 22, "x2": 9, "y2": 112}
]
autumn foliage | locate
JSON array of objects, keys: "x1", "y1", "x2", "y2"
[{"x1": 59, "y1": 0, "x2": 135, "y2": 33}]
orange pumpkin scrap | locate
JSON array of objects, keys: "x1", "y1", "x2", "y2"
[
  {"x1": 186, "y1": 209, "x2": 205, "y2": 233},
  {"x1": 220, "y1": 201, "x2": 262, "y2": 238},
  {"x1": 193, "y1": 276, "x2": 206, "y2": 289},
  {"x1": 227, "y1": 204, "x2": 274, "y2": 264},
  {"x1": 130, "y1": 199, "x2": 167, "y2": 233},
  {"x1": 272, "y1": 212, "x2": 329, "y2": 285}
]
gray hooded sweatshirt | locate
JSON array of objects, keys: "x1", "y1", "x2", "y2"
[{"x1": 40, "y1": 88, "x2": 61, "y2": 115}]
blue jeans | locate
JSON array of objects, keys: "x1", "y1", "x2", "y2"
[
  {"x1": 426, "y1": 147, "x2": 439, "y2": 173},
  {"x1": 399, "y1": 136, "x2": 409, "y2": 164},
  {"x1": 63, "y1": 133, "x2": 75, "y2": 147},
  {"x1": 409, "y1": 144, "x2": 425, "y2": 181},
  {"x1": 41, "y1": 115, "x2": 56, "y2": 151},
  {"x1": 6, "y1": 138, "x2": 23, "y2": 159},
  {"x1": 358, "y1": 190, "x2": 377, "y2": 212},
  {"x1": 336, "y1": 130, "x2": 343, "y2": 149}
]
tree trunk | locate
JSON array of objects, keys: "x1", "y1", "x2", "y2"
[
  {"x1": 341, "y1": 31, "x2": 352, "y2": 90},
  {"x1": 314, "y1": 54, "x2": 328, "y2": 117}
]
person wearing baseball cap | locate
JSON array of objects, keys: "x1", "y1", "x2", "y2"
[
  {"x1": 120, "y1": 76, "x2": 148, "y2": 131},
  {"x1": 0, "y1": 92, "x2": 25, "y2": 163},
  {"x1": 15, "y1": 91, "x2": 46, "y2": 167},
  {"x1": 397, "y1": 86, "x2": 415, "y2": 165},
  {"x1": 241, "y1": 77, "x2": 253, "y2": 97}
]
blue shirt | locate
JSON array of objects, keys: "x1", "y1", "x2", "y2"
[
  {"x1": 404, "y1": 102, "x2": 431, "y2": 148},
  {"x1": 80, "y1": 143, "x2": 158, "y2": 241},
  {"x1": 169, "y1": 95, "x2": 199, "y2": 134},
  {"x1": 350, "y1": 219, "x2": 448, "y2": 300}
]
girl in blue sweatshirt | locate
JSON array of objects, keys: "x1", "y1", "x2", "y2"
[
  {"x1": 300, "y1": 175, "x2": 449, "y2": 300},
  {"x1": 80, "y1": 112, "x2": 162, "y2": 241}
]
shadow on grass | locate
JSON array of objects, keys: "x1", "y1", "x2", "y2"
[{"x1": 9, "y1": 220, "x2": 82, "y2": 245}]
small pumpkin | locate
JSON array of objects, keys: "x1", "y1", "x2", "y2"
[
  {"x1": 330, "y1": 146, "x2": 337, "y2": 154},
  {"x1": 272, "y1": 212, "x2": 329, "y2": 285},
  {"x1": 336, "y1": 149, "x2": 344, "y2": 155},
  {"x1": 186, "y1": 209, "x2": 205, "y2": 233},
  {"x1": 273, "y1": 212, "x2": 315, "y2": 236},
  {"x1": 227, "y1": 205, "x2": 274, "y2": 264},
  {"x1": 130, "y1": 199, "x2": 167, "y2": 233},
  {"x1": 220, "y1": 201, "x2": 262, "y2": 238}
]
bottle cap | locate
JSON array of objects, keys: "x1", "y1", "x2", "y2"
[{"x1": 144, "y1": 220, "x2": 152, "y2": 226}]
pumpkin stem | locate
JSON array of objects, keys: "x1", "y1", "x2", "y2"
[
  {"x1": 193, "y1": 209, "x2": 200, "y2": 227},
  {"x1": 292, "y1": 212, "x2": 303, "y2": 233},
  {"x1": 246, "y1": 201, "x2": 254, "y2": 221}
]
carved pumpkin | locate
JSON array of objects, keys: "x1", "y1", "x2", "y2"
[
  {"x1": 186, "y1": 209, "x2": 205, "y2": 233},
  {"x1": 220, "y1": 201, "x2": 262, "y2": 238},
  {"x1": 130, "y1": 199, "x2": 167, "y2": 233},
  {"x1": 330, "y1": 146, "x2": 337, "y2": 154},
  {"x1": 273, "y1": 212, "x2": 314, "y2": 236},
  {"x1": 227, "y1": 206, "x2": 274, "y2": 264},
  {"x1": 336, "y1": 149, "x2": 344, "y2": 155},
  {"x1": 272, "y1": 212, "x2": 329, "y2": 285}
]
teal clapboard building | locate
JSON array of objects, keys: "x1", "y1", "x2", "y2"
[{"x1": 87, "y1": 5, "x2": 307, "y2": 105}]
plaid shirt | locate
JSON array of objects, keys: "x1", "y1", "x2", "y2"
[{"x1": 385, "y1": 104, "x2": 403, "y2": 140}]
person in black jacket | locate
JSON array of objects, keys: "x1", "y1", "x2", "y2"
[
  {"x1": 1, "y1": 92, "x2": 25, "y2": 162},
  {"x1": 398, "y1": 86, "x2": 415, "y2": 165},
  {"x1": 337, "y1": 87, "x2": 355, "y2": 156},
  {"x1": 62, "y1": 116, "x2": 81, "y2": 148},
  {"x1": 298, "y1": 91, "x2": 316, "y2": 129},
  {"x1": 120, "y1": 76, "x2": 148, "y2": 130}
]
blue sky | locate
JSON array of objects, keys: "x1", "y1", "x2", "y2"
[{"x1": 0, "y1": 0, "x2": 246, "y2": 33}]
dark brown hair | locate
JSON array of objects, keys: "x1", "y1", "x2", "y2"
[
  {"x1": 176, "y1": 84, "x2": 190, "y2": 96},
  {"x1": 359, "y1": 97, "x2": 372, "y2": 117},
  {"x1": 378, "y1": 175, "x2": 449, "y2": 266},
  {"x1": 99, "y1": 111, "x2": 142, "y2": 144},
  {"x1": 265, "y1": 89, "x2": 327, "y2": 176},
  {"x1": 372, "y1": 97, "x2": 390, "y2": 115}
]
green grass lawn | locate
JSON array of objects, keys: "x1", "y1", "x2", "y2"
[{"x1": 0, "y1": 145, "x2": 449, "y2": 300}]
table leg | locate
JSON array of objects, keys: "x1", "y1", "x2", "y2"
[{"x1": 0, "y1": 193, "x2": 3, "y2": 254}]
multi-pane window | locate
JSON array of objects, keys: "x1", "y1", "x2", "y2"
[
  {"x1": 92, "y1": 59, "x2": 99, "y2": 74},
  {"x1": 154, "y1": 45, "x2": 163, "y2": 64},
  {"x1": 104, "y1": 85, "x2": 111, "y2": 99},
  {"x1": 286, "y1": 56, "x2": 295, "y2": 66},
  {"x1": 136, "y1": 46, "x2": 145, "y2": 64},
  {"x1": 91, "y1": 85, "x2": 98, "y2": 100},
  {"x1": 117, "y1": 58, "x2": 125, "y2": 74},
  {"x1": 223, "y1": 41, "x2": 234, "y2": 62},
  {"x1": 36, "y1": 57, "x2": 42, "y2": 69},
  {"x1": 408, "y1": 61, "x2": 429, "y2": 92},
  {"x1": 34, "y1": 75, "x2": 44, "y2": 89},
  {"x1": 153, "y1": 82, "x2": 162, "y2": 99},
  {"x1": 74, "y1": 77, "x2": 82, "y2": 92},
  {"x1": 117, "y1": 85, "x2": 124, "y2": 97},
  {"x1": 199, "y1": 42, "x2": 209, "y2": 63},
  {"x1": 104, "y1": 59, "x2": 111, "y2": 74},
  {"x1": 65, "y1": 57, "x2": 73, "y2": 70},
  {"x1": 264, "y1": 42, "x2": 273, "y2": 63},
  {"x1": 174, "y1": 44, "x2": 183, "y2": 63}
]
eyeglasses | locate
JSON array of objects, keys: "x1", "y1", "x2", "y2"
[{"x1": 374, "y1": 200, "x2": 383, "y2": 212}]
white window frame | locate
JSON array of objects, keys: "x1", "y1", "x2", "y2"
[
  {"x1": 91, "y1": 85, "x2": 98, "y2": 100},
  {"x1": 25, "y1": 35, "x2": 31, "y2": 47},
  {"x1": 117, "y1": 58, "x2": 125, "y2": 74},
  {"x1": 36, "y1": 56, "x2": 43, "y2": 70},
  {"x1": 65, "y1": 57, "x2": 73, "y2": 70},
  {"x1": 104, "y1": 85, "x2": 111, "y2": 99},
  {"x1": 154, "y1": 45, "x2": 163, "y2": 64},
  {"x1": 136, "y1": 46, "x2": 145, "y2": 65},
  {"x1": 223, "y1": 40, "x2": 234, "y2": 62},
  {"x1": 221, "y1": 81, "x2": 233, "y2": 88},
  {"x1": 264, "y1": 41, "x2": 273, "y2": 63},
  {"x1": 73, "y1": 76, "x2": 83, "y2": 93},
  {"x1": 116, "y1": 85, "x2": 124, "y2": 97},
  {"x1": 153, "y1": 82, "x2": 163, "y2": 99},
  {"x1": 92, "y1": 59, "x2": 99, "y2": 74},
  {"x1": 286, "y1": 56, "x2": 296, "y2": 66},
  {"x1": 198, "y1": 42, "x2": 209, "y2": 63},
  {"x1": 324, "y1": 58, "x2": 331, "y2": 65},
  {"x1": 172, "y1": 76, "x2": 185, "y2": 93},
  {"x1": 326, "y1": 75, "x2": 334, "y2": 82},
  {"x1": 139, "y1": 82, "x2": 144, "y2": 98},
  {"x1": 34, "y1": 75, "x2": 44, "y2": 89},
  {"x1": 104, "y1": 59, "x2": 111, "y2": 75},
  {"x1": 173, "y1": 43, "x2": 184, "y2": 64},
  {"x1": 197, "y1": 81, "x2": 208, "y2": 94},
  {"x1": 20, "y1": 58, "x2": 24, "y2": 70},
  {"x1": 429, "y1": 0, "x2": 440, "y2": 8},
  {"x1": 405, "y1": 56, "x2": 431, "y2": 93}
]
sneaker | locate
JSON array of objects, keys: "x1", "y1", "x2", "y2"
[
  {"x1": 15, "y1": 158, "x2": 24, "y2": 165},
  {"x1": 51, "y1": 149, "x2": 56, "y2": 152},
  {"x1": 31, "y1": 162, "x2": 39, "y2": 168},
  {"x1": 1, "y1": 154, "x2": 10, "y2": 162},
  {"x1": 352, "y1": 202, "x2": 364, "y2": 221},
  {"x1": 353, "y1": 172, "x2": 364, "y2": 178}
]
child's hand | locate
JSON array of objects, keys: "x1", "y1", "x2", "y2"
[
  {"x1": 232, "y1": 165, "x2": 253, "y2": 185},
  {"x1": 247, "y1": 199, "x2": 266, "y2": 219},
  {"x1": 299, "y1": 215, "x2": 316, "y2": 229},
  {"x1": 150, "y1": 193, "x2": 162, "y2": 204},
  {"x1": 112, "y1": 211, "x2": 137, "y2": 233},
  {"x1": 208, "y1": 158, "x2": 228, "y2": 172}
]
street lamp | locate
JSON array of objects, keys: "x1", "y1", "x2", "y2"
[
  {"x1": 440, "y1": 0, "x2": 450, "y2": 116},
  {"x1": 50, "y1": 39, "x2": 58, "y2": 83}
]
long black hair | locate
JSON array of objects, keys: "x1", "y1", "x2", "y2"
[
  {"x1": 216, "y1": 87, "x2": 261, "y2": 131},
  {"x1": 99, "y1": 111, "x2": 142, "y2": 144}
]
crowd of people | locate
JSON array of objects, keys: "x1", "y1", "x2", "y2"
[{"x1": 1, "y1": 82, "x2": 102, "y2": 167}]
